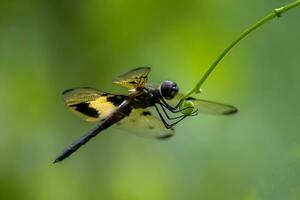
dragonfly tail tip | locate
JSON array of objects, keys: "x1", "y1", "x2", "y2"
[{"x1": 53, "y1": 158, "x2": 60, "y2": 164}]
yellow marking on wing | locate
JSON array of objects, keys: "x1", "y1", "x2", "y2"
[
  {"x1": 88, "y1": 97, "x2": 117, "y2": 121},
  {"x1": 63, "y1": 87, "x2": 126, "y2": 122}
]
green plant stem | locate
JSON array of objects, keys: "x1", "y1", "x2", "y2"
[{"x1": 182, "y1": 0, "x2": 300, "y2": 100}]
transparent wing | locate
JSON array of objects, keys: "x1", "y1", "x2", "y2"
[
  {"x1": 116, "y1": 108, "x2": 174, "y2": 139},
  {"x1": 113, "y1": 67, "x2": 151, "y2": 90},
  {"x1": 171, "y1": 94, "x2": 238, "y2": 115},
  {"x1": 63, "y1": 87, "x2": 127, "y2": 122}
]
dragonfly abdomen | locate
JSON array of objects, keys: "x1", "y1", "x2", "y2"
[{"x1": 54, "y1": 100, "x2": 133, "y2": 163}]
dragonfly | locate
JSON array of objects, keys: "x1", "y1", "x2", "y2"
[{"x1": 53, "y1": 67, "x2": 237, "y2": 163}]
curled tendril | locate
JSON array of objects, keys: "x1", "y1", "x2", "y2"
[{"x1": 180, "y1": 1, "x2": 300, "y2": 103}]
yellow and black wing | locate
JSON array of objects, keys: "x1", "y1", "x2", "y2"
[
  {"x1": 116, "y1": 108, "x2": 174, "y2": 139},
  {"x1": 113, "y1": 67, "x2": 151, "y2": 90},
  {"x1": 63, "y1": 87, "x2": 127, "y2": 122},
  {"x1": 172, "y1": 94, "x2": 238, "y2": 115}
]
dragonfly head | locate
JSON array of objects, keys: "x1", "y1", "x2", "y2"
[{"x1": 160, "y1": 80, "x2": 179, "y2": 100}]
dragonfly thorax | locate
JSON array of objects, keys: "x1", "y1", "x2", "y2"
[{"x1": 130, "y1": 88, "x2": 158, "y2": 108}]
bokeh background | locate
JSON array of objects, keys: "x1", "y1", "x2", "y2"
[{"x1": 1, "y1": 0, "x2": 300, "y2": 199}]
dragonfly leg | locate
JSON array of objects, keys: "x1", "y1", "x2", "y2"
[
  {"x1": 190, "y1": 109, "x2": 199, "y2": 116},
  {"x1": 165, "y1": 108, "x2": 200, "y2": 127},
  {"x1": 157, "y1": 101, "x2": 199, "y2": 121},
  {"x1": 167, "y1": 115, "x2": 188, "y2": 128},
  {"x1": 154, "y1": 104, "x2": 171, "y2": 128},
  {"x1": 160, "y1": 97, "x2": 184, "y2": 110},
  {"x1": 159, "y1": 103, "x2": 188, "y2": 120},
  {"x1": 156, "y1": 90, "x2": 189, "y2": 112},
  {"x1": 159, "y1": 98, "x2": 179, "y2": 111},
  {"x1": 154, "y1": 104, "x2": 189, "y2": 129},
  {"x1": 159, "y1": 100, "x2": 194, "y2": 114}
]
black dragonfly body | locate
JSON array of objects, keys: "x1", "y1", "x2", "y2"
[{"x1": 54, "y1": 67, "x2": 237, "y2": 163}]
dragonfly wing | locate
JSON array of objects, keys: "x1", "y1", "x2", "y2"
[
  {"x1": 171, "y1": 94, "x2": 238, "y2": 115},
  {"x1": 116, "y1": 108, "x2": 174, "y2": 139},
  {"x1": 113, "y1": 67, "x2": 151, "y2": 90},
  {"x1": 63, "y1": 87, "x2": 127, "y2": 122}
]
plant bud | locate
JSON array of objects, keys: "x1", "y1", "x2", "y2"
[{"x1": 180, "y1": 100, "x2": 194, "y2": 115}]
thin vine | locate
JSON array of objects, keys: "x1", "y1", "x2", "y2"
[{"x1": 181, "y1": 0, "x2": 300, "y2": 100}]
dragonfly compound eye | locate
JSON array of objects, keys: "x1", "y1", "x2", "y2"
[{"x1": 160, "y1": 80, "x2": 179, "y2": 100}]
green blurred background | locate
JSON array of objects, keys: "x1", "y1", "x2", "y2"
[{"x1": 1, "y1": 0, "x2": 300, "y2": 199}]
